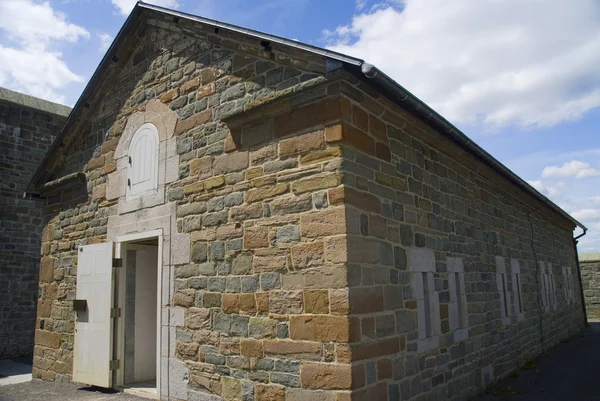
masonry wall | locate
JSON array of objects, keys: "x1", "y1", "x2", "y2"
[
  {"x1": 0, "y1": 99, "x2": 65, "y2": 359},
  {"x1": 31, "y1": 9, "x2": 585, "y2": 401},
  {"x1": 323, "y1": 81, "x2": 585, "y2": 400},
  {"x1": 580, "y1": 254, "x2": 600, "y2": 320},
  {"x1": 33, "y1": 11, "x2": 358, "y2": 400}
]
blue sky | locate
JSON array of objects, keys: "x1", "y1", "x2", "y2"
[{"x1": 1, "y1": 0, "x2": 600, "y2": 251}]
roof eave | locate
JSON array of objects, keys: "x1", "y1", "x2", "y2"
[
  {"x1": 24, "y1": 3, "x2": 145, "y2": 196},
  {"x1": 359, "y1": 64, "x2": 586, "y2": 231},
  {"x1": 25, "y1": 1, "x2": 585, "y2": 233}
]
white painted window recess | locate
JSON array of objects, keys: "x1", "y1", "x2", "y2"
[{"x1": 126, "y1": 123, "x2": 159, "y2": 200}]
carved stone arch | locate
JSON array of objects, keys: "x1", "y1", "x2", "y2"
[{"x1": 107, "y1": 99, "x2": 179, "y2": 214}]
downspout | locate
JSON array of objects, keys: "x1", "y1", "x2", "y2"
[
  {"x1": 574, "y1": 228, "x2": 589, "y2": 327},
  {"x1": 527, "y1": 207, "x2": 545, "y2": 353}
]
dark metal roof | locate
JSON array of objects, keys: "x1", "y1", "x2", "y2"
[{"x1": 25, "y1": 1, "x2": 586, "y2": 232}]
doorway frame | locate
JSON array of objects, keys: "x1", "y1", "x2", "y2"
[{"x1": 114, "y1": 228, "x2": 163, "y2": 398}]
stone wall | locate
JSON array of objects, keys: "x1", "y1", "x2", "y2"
[
  {"x1": 0, "y1": 89, "x2": 69, "y2": 359},
  {"x1": 31, "y1": 8, "x2": 585, "y2": 401},
  {"x1": 580, "y1": 253, "x2": 600, "y2": 320},
  {"x1": 328, "y1": 81, "x2": 585, "y2": 400},
  {"x1": 32, "y1": 12, "x2": 356, "y2": 398}
]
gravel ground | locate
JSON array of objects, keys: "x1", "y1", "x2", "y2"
[
  {"x1": 471, "y1": 322, "x2": 600, "y2": 401},
  {"x1": 2, "y1": 323, "x2": 599, "y2": 400},
  {"x1": 0, "y1": 380, "x2": 145, "y2": 401}
]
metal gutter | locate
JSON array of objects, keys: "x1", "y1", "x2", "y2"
[
  {"x1": 359, "y1": 64, "x2": 587, "y2": 231},
  {"x1": 574, "y1": 232, "x2": 589, "y2": 326}
]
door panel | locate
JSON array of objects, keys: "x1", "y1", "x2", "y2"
[{"x1": 73, "y1": 242, "x2": 114, "y2": 388}]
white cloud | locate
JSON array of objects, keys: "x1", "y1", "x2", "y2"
[
  {"x1": 542, "y1": 160, "x2": 600, "y2": 180},
  {"x1": 572, "y1": 209, "x2": 600, "y2": 222},
  {"x1": 110, "y1": 0, "x2": 179, "y2": 16},
  {"x1": 98, "y1": 33, "x2": 114, "y2": 52},
  {"x1": 528, "y1": 180, "x2": 569, "y2": 199},
  {"x1": 0, "y1": 0, "x2": 89, "y2": 104},
  {"x1": 324, "y1": 0, "x2": 600, "y2": 129}
]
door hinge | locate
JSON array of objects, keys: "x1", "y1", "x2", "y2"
[
  {"x1": 110, "y1": 308, "x2": 121, "y2": 318},
  {"x1": 109, "y1": 360, "x2": 120, "y2": 370},
  {"x1": 112, "y1": 258, "x2": 122, "y2": 268}
]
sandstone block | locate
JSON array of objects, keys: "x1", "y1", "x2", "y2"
[
  {"x1": 279, "y1": 130, "x2": 324, "y2": 158},
  {"x1": 291, "y1": 173, "x2": 342, "y2": 194},
  {"x1": 255, "y1": 384, "x2": 285, "y2": 401},
  {"x1": 187, "y1": 307, "x2": 211, "y2": 329},
  {"x1": 300, "y1": 208, "x2": 346, "y2": 238},
  {"x1": 263, "y1": 340, "x2": 322, "y2": 360},
  {"x1": 175, "y1": 109, "x2": 212, "y2": 135},
  {"x1": 291, "y1": 242, "x2": 324, "y2": 269},
  {"x1": 270, "y1": 194, "x2": 313, "y2": 216},
  {"x1": 213, "y1": 151, "x2": 249, "y2": 175},
  {"x1": 253, "y1": 255, "x2": 287, "y2": 273},
  {"x1": 240, "y1": 338, "x2": 263, "y2": 358},
  {"x1": 244, "y1": 226, "x2": 269, "y2": 249},
  {"x1": 289, "y1": 315, "x2": 350, "y2": 342},
  {"x1": 304, "y1": 290, "x2": 329, "y2": 314},
  {"x1": 246, "y1": 183, "x2": 289, "y2": 203},
  {"x1": 299, "y1": 147, "x2": 342, "y2": 166},
  {"x1": 300, "y1": 363, "x2": 352, "y2": 390},
  {"x1": 189, "y1": 156, "x2": 213, "y2": 178}
]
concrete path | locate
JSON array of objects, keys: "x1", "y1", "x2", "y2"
[
  {"x1": 471, "y1": 322, "x2": 600, "y2": 401},
  {"x1": 0, "y1": 359, "x2": 32, "y2": 387}
]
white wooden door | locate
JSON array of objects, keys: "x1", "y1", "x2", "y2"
[{"x1": 73, "y1": 242, "x2": 114, "y2": 388}]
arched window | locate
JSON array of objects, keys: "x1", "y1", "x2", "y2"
[{"x1": 127, "y1": 123, "x2": 159, "y2": 199}]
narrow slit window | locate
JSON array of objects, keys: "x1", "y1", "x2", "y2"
[
  {"x1": 515, "y1": 274, "x2": 523, "y2": 313},
  {"x1": 448, "y1": 257, "x2": 468, "y2": 341},
  {"x1": 496, "y1": 256, "x2": 509, "y2": 320},
  {"x1": 423, "y1": 272, "x2": 432, "y2": 337},
  {"x1": 540, "y1": 262, "x2": 548, "y2": 310},
  {"x1": 455, "y1": 272, "x2": 464, "y2": 328},
  {"x1": 511, "y1": 259, "x2": 524, "y2": 315},
  {"x1": 550, "y1": 270, "x2": 558, "y2": 309},
  {"x1": 501, "y1": 273, "x2": 509, "y2": 317}
]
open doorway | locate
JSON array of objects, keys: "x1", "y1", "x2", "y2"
[{"x1": 116, "y1": 232, "x2": 161, "y2": 399}]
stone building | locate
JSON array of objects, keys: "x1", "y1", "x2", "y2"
[
  {"x1": 580, "y1": 253, "x2": 600, "y2": 321},
  {"x1": 0, "y1": 88, "x2": 70, "y2": 359},
  {"x1": 25, "y1": 3, "x2": 587, "y2": 401}
]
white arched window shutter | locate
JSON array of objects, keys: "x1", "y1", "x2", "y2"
[{"x1": 127, "y1": 123, "x2": 159, "y2": 199}]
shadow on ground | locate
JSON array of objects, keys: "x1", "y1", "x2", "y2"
[
  {"x1": 471, "y1": 322, "x2": 600, "y2": 401},
  {"x1": 0, "y1": 380, "x2": 144, "y2": 401}
]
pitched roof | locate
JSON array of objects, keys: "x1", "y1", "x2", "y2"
[
  {"x1": 0, "y1": 87, "x2": 71, "y2": 117},
  {"x1": 25, "y1": 1, "x2": 586, "y2": 232}
]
